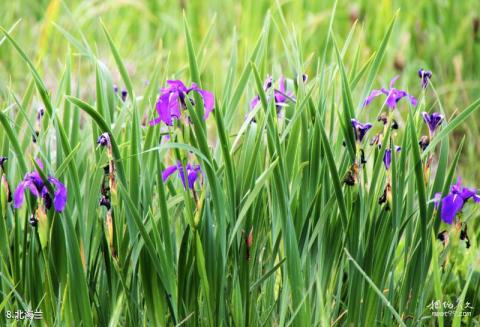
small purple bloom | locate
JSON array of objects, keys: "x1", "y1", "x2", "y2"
[
  {"x1": 250, "y1": 76, "x2": 295, "y2": 113},
  {"x1": 351, "y1": 119, "x2": 372, "y2": 142},
  {"x1": 97, "y1": 133, "x2": 111, "y2": 147},
  {"x1": 383, "y1": 146, "x2": 401, "y2": 170},
  {"x1": 418, "y1": 68, "x2": 432, "y2": 89},
  {"x1": 121, "y1": 88, "x2": 128, "y2": 102},
  {"x1": 37, "y1": 107, "x2": 45, "y2": 120},
  {"x1": 149, "y1": 80, "x2": 215, "y2": 126},
  {"x1": 13, "y1": 160, "x2": 67, "y2": 212},
  {"x1": 363, "y1": 76, "x2": 417, "y2": 109},
  {"x1": 433, "y1": 177, "x2": 480, "y2": 224},
  {"x1": 162, "y1": 161, "x2": 202, "y2": 190},
  {"x1": 422, "y1": 112, "x2": 443, "y2": 135}
]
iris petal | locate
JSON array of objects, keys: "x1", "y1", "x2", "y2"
[
  {"x1": 13, "y1": 181, "x2": 27, "y2": 209},
  {"x1": 440, "y1": 194, "x2": 464, "y2": 224},
  {"x1": 48, "y1": 177, "x2": 67, "y2": 212},
  {"x1": 162, "y1": 165, "x2": 178, "y2": 182}
]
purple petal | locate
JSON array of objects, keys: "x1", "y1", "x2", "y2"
[
  {"x1": 383, "y1": 149, "x2": 392, "y2": 170},
  {"x1": 162, "y1": 165, "x2": 178, "y2": 182},
  {"x1": 459, "y1": 187, "x2": 478, "y2": 201},
  {"x1": 48, "y1": 177, "x2": 67, "y2": 212},
  {"x1": 187, "y1": 168, "x2": 199, "y2": 189},
  {"x1": 13, "y1": 181, "x2": 27, "y2": 209},
  {"x1": 278, "y1": 76, "x2": 286, "y2": 93},
  {"x1": 166, "y1": 80, "x2": 188, "y2": 92},
  {"x1": 197, "y1": 89, "x2": 215, "y2": 120},
  {"x1": 26, "y1": 181, "x2": 40, "y2": 197},
  {"x1": 35, "y1": 158, "x2": 44, "y2": 170},
  {"x1": 154, "y1": 93, "x2": 174, "y2": 126},
  {"x1": 433, "y1": 192, "x2": 442, "y2": 209},
  {"x1": 385, "y1": 90, "x2": 403, "y2": 109},
  {"x1": 440, "y1": 193, "x2": 464, "y2": 224},
  {"x1": 149, "y1": 116, "x2": 163, "y2": 126},
  {"x1": 408, "y1": 94, "x2": 418, "y2": 107},
  {"x1": 363, "y1": 89, "x2": 384, "y2": 107},
  {"x1": 250, "y1": 96, "x2": 260, "y2": 109}
]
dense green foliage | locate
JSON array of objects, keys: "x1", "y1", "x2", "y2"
[{"x1": 1, "y1": 0, "x2": 480, "y2": 326}]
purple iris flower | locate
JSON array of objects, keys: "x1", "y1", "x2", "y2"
[
  {"x1": 13, "y1": 159, "x2": 67, "y2": 212},
  {"x1": 383, "y1": 146, "x2": 401, "y2": 170},
  {"x1": 149, "y1": 80, "x2": 215, "y2": 126},
  {"x1": 250, "y1": 76, "x2": 295, "y2": 113},
  {"x1": 162, "y1": 161, "x2": 202, "y2": 190},
  {"x1": 418, "y1": 68, "x2": 432, "y2": 89},
  {"x1": 351, "y1": 119, "x2": 372, "y2": 142},
  {"x1": 433, "y1": 178, "x2": 480, "y2": 224},
  {"x1": 422, "y1": 112, "x2": 443, "y2": 135},
  {"x1": 363, "y1": 76, "x2": 418, "y2": 109}
]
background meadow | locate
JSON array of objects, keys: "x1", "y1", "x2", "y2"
[{"x1": 1, "y1": 0, "x2": 480, "y2": 326}]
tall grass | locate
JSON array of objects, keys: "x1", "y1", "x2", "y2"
[{"x1": 1, "y1": 0, "x2": 480, "y2": 326}]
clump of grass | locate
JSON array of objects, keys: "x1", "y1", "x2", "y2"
[{"x1": 0, "y1": 1, "x2": 480, "y2": 326}]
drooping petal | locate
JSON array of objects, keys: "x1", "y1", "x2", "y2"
[
  {"x1": 407, "y1": 94, "x2": 418, "y2": 107},
  {"x1": 153, "y1": 93, "x2": 174, "y2": 126},
  {"x1": 459, "y1": 187, "x2": 478, "y2": 201},
  {"x1": 440, "y1": 193, "x2": 464, "y2": 224},
  {"x1": 26, "y1": 180, "x2": 40, "y2": 197},
  {"x1": 198, "y1": 89, "x2": 215, "y2": 119},
  {"x1": 48, "y1": 177, "x2": 67, "y2": 212},
  {"x1": 162, "y1": 165, "x2": 178, "y2": 182},
  {"x1": 13, "y1": 181, "x2": 27, "y2": 209},
  {"x1": 363, "y1": 89, "x2": 385, "y2": 107},
  {"x1": 187, "y1": 168, "x2": 199, "y2": 189},
  {"x1": 168, "y1": 92, "x2": 181, "y2": 119}
]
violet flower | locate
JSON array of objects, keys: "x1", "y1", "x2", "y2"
[
  {"x1": 13, "y1": 160, "x2": 67, "y2": 212},
  {"x1": 351, "y1": 119, "x2": 372, "y2": 142},
  {"x1": 433, "y1": 177, "x2": 480, "y2": 224},
  {"x1": 149, "y1": 80, "x2": 215, "y2": 126},
  {"x1": 97, "y1": 133, "x2": 111, "y2": 147},
  {"x1": 121, "y1": 88, "x2": 128, "y2": 102},
  {"x1": 162, "y1": 161, "x2": 202, "y2": 190},
  {"x1": 422, "y1": 112, "x2": 443, "y2": 136},
  {"x1": 418, "y1": 68, "x2": 432, "y2": 89},
  {"x1": 250, "y1": 76, "x2": 295, "y2": 113},
  {"x1": 363, "y1": 76, "x2": 418, "y2": 109},
  {"x1": 383, "y1": 146, "x2": 401, "y2": 170}
]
